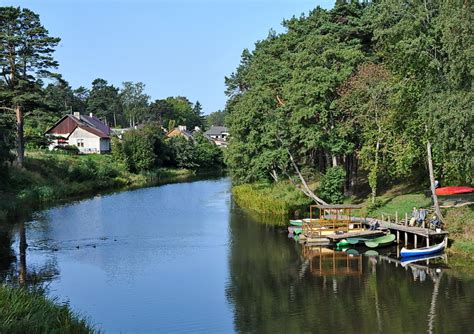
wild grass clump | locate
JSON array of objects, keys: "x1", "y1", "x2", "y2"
[
  {"x1": 0, "y1": 285, "x2": 96, "y2": 333},
  {"x1": 232, "y1": 182, "x2": 312, "y2": 222},
  {"x1": 445, "y1": 205, "x2": 474, "y2": 257}
]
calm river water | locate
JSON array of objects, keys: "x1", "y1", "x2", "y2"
[{"x1": 1, "y1": 178, "x2": 473, "y2": 333}]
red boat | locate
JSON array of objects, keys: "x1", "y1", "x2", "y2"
[{"x1": 435, "y1": 186, "x2": 474, "y2": 196}]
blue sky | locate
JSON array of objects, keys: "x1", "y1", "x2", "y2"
[{"x1": 4, "y1": 0, "x2": 334, "y2": 114}]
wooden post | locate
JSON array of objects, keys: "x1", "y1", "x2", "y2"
[
  {"x1": 382, "y1": 214, "x2": 384, "y2": 222},
  {"x1": 396, "y1": 212, "x2": 398, "y2": 224},
  {"x1": 426, "y1": 236, "x2": 430, "y2": 247},
  {"x1": 405, "y1": 232, "x2": 408, "y2": 246},
  {"x1": 405, "y1": 213, "x2": 408, "y2": 226},
  {"x1": 396, "y1": 230, "x2": 400, "y2": 243},
  {"x1": 414, "y1": 234, "x2": 418, "y2": 248}
]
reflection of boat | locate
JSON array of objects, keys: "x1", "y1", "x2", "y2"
[
  {"x1": 365, "y1": 234, "x2": 395, "y2": 248},
  {"x1": 400, "y1": 253, "x2": 447, "y2": 267},
  {"x1": 401, "y1": 238, "x2": 447, "y2": 258},
  {"x1": 345, "y1": 248, "x2": 360, "y2": 256},
  {"x1": 364, "y1": 250, "x2": 379, "y2": 257},
  {"x1": 435, "y1": 186, "x2": 474, "y2": 196}
]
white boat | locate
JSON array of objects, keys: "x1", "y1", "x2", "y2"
[{"x1": 400, "y1": 238, "x2": 447, "y2": 258}]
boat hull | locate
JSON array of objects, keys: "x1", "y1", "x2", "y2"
[
  {"x1": 400, "y1": 239, "x2": 446, "y2": 258},
  {"x1": 435, "y1": 186, "x2": 474, "y2": 196}
]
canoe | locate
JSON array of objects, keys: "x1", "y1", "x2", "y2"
[
  {"x1": 337, "y1": 235, "x2": 380, "y2": 248},
  {"x1": 365, "y1": 234, "x2": 396, "y2": 248},
  {"x1": 435, "y1": 186, "x2": 474, "y2": 196},
  {"x1": 290, "y1": 220, "x2": 304, "y2": 226},
  {"x1": 400, "y1": 253, "x2": 446, "y2": 267},
  {"x1": 400, "y1": 238, "x2": 447, "y2": 258},
  {"x1": 336, "y1": 239, "x2": 350, "y2": 248}
]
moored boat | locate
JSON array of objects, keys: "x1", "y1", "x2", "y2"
[
  {"x1": 364, "y1": 234, "x2": 396, "y2": 248},
  {"x1": 435, "y1": 186, "x2": 474, "y2": 196},
  {"x1": 400, "y1": 238, "x2": 447, "y2": 258}
]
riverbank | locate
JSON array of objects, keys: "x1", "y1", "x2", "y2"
[
  {"x1": 0, "y1": 285, "x2": 94, "y2": 333},
  {"x1": 0, "y1": 150, "x2": 195, "y2": 224},
  {"x1": 232, "y1": 182, "x2": 313, "y2": 225},
  {"x1": 232, "y1": 181, "x2": 474, "y2": 258}
]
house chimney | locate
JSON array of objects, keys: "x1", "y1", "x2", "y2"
[
  {"x1": 178, "y1": 125, "x2": 187, "y2": 131},
  {"x1": 73, "y1": 112, "x2": 80, "y2": 119}
]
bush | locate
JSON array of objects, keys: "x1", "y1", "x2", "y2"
[
  {"x1": 319, "y1": 166, "x2": 346, "y2": 204},
  {"x1": 54, "y1": 145, "x2": 80, "y2": 155}
]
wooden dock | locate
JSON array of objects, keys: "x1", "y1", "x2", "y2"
[{"x1": 354, "y1": 217, "x2": 448, "y2": 247}]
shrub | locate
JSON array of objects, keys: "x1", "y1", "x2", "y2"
[
  {"x1": 319, "y1": 166, "x2": 346, "y2": 204},
  {"x1": 54, "y1": 145, "x2": 80, "y2": 155}
]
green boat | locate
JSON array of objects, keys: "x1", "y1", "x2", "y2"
[
  {"x1": 364, "y1": 234, "x2": 396, "y2": 248},
  {"x1": 337, "y1": 236, "x2": 374, "y2": 248},
  {"x1": 293, "y1": 228, "x2": 303, "y2": 235},
  {"x1": 336, "y1": 239, "x2": 350, "y2": 248},
  {"x1": 289, "y1": 220, "x2": 303, "y2": 227}
]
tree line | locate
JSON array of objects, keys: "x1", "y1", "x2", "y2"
[
  {"x1": 0, "y1": 6, "x2": 224, "y2": 179},
  {"x1": 224, "y1": 0, "x2": 473, "y2": 208}
]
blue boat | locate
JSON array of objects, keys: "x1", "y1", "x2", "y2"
[{"x1": 400, "y1": 238, "x2": 447, "y2": 258}]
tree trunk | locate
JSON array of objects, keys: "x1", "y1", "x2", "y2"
[
  {"x1": 113, "y1": 112, "x2": 117, "y2": 128},
  {"x1": 15, "y1": 105, "x2": 24, "y2": 167},
  {"x1": 332, "y1": 155, "x2": 338, "y2": 167},
  {"x1": 371, "y1": 139, "x2": 380, "y2": 204},
  {"x1": 427, "y1": 140, "x2": 443, "y2": 221}
]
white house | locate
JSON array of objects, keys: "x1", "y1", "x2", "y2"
[{"x1": 45, "y1": 112, "x2": 111, "y2": 154}]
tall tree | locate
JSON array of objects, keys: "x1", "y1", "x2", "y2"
[
  {"x1": 0, "y1": 7, "x2": 60, "y2": 166},
  {"x1": 86, "y1": 78, "x2": 121, "y2": 126},
  {"x1": 119, "y1": 81, "x2": 149, "y2": 127}
]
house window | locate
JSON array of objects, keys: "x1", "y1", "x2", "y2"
[{"x1": 77, "y1": 139, "x2": 84, "y2": 147}]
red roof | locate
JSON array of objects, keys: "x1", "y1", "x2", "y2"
[{"x1": 45, "y1": 114, "x2": 110, "y2": 138}]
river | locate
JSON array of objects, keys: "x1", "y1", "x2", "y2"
[{"x1": 1, "y1": 178, "x2": 473, "y2": 333}]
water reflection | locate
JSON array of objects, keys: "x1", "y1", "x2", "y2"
[
  {"x1": 227, "y1": 207, "x2": 474, "y2": 334},
  {"x1": 0, "y1": 178, "x2": 473, "y2": 333}
]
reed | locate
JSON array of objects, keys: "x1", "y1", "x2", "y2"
[{"x1": 232, "y1": 182, "x2": 312, "y2": 223}]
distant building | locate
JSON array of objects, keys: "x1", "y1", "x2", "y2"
[
  {"x1": 45, "y1": 112, "x2": 111, "y2": 154},
  {"x1": 204, "y1": 126, "x2": 229, "y2": 147},
  {"x1": 166, "y1": 125, "x2": 194, "y2": 141}
]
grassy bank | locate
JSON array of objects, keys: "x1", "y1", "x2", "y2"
[
  {"x1": 0, "y1": 150, "x2": 194, "y2": 223},
  {"x1": 0, "y1": 285, "x2": 94, "y2": 333},
  {"x1": 232, "y1": 182, "x2": 312, "y2": 225}
]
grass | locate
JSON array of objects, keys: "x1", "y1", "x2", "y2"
[
  {"x1": 232, "y1": 181, "x2": 313, "y2": 225},
  {"x1": 0, "y1": 285, "x2": 95, "y2": 333},
  {"x1": 0, "y1": 150, "x2": 194, "y2": 224}
]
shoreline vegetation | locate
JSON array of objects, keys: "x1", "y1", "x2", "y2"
[
  {"x1": 232, "y1": 181, "x2": 474, "y2": 260},
  {"x1": 0, "y1": 150, "x2": 202, "y2": 225}
]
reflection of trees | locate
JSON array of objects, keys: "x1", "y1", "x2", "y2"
[
  {"x1": 0, "y1": 221, "x2": 59, "y2": 288},
  {"x1": 226, "y1": 208, "x2": 474, "y2": 333}
]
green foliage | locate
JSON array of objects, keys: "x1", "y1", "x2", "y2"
[
  {"x1": 319, "y1": 166, "x2": 346, "y2": 204},
  {"x1": 54, "y1": 145, "x2": 80, "y2": 155},
  {"x1": 232, "y1": 182, "x2": 312, "y2": 219},
  {"x1": 86, "y1": 78, "x2": 121, "y2": 125},
  {"x1": 0, "y1": 285, "x2": 95, "y2": 333},
  {"x1": 122, "y1": 128, "x2": 156, "y2": 172},
  {"x1": 168, "y1": 136, "x2": 198, "y2": 169},
  {"x1": 205, "y1": 110, "x2": 227, "y2": 128}
]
